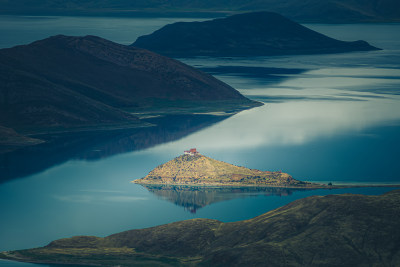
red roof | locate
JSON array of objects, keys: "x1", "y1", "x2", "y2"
[{"x1": 184, "y1": 148, "x2": 199, "y2": 154}]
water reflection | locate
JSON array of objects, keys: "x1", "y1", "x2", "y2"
[
  {"x1": 0, "y1": 115, "x2": 227, "y2": 183},
  {"x1": 171, "y1": 99, "x2": 400, "y2": 150},
  {"x1": 199, "y1": 66, "x2": 307, "y2": 86},
  {"x1": 141, "y1": 184, "x2": 313, "y2": 213},
  {"x1": 173, "y1": 60, "x2": 400, "y2": 150}
]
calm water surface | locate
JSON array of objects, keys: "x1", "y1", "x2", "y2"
[{"x1": 1, "y1": 16, "x2": 400, "y2": 266}]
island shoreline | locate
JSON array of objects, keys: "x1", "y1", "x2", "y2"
[{"x1": 132, "y1": 180, "x2": 400, "y2": 189}]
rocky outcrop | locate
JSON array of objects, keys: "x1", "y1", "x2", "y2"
[{"x1": 134, "y1": 152, "x2": 317, "y2": 187}]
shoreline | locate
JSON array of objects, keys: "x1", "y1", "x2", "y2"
[{"x1": 132, "y1": 180, "x2": 400, "y2": 189}]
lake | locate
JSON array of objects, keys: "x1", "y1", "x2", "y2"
[{"x1": 1, "y1": 16, "x2": 400, "y2": 266}]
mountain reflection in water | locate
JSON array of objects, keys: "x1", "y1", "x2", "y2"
[
  {"x1": 0, "y1": 115, "x2": 228, "y2": 183},
  {"x1": 141, "y1": 184, "x2": 312, "y2": 213}
]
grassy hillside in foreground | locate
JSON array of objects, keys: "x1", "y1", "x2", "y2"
[{"x1": 2, "y1": 190, "x2": 400, "y2": 266}]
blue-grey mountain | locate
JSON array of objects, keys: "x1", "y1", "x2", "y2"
[{"x1": 133, "y1": 12, "x2": 379, "y2": 57}]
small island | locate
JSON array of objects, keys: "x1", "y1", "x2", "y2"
[{"x1": 133, "y1": 149, "x2": 326, "y2": 188}]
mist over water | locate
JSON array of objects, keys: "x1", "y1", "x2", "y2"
[
  {"x1": 0, "y1": 15, "x2": 209, "y2": 48},
  {"x1": 1, "y1": 17, "x2": 400, "y2": 266}
]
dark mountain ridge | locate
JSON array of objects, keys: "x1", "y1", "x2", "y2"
[
  {"x1": 133, "y1": 12, "x2": 380, "y2": 57},
  {"x1": 0, "y1": 35, "x2": 258, "y2": 144},
  {"x1": 2, "y1": 190, "x2": 400, "y2": 266}
]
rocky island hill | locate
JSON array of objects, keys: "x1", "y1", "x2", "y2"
[
  {"x1": 2, "y1": 190, "x2": 400, "y2": 266},
  {"x1": 133, "y1": 11, "x2": 380, "y2": 57},
  {"x1": 133, "y1": 149, "x2": 323, "y2": 188}
]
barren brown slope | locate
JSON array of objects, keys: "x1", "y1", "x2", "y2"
[
  {"x1": 3, "y1": 190, "x2": 400, "y2": 266},
  {"x1": 134, "y1": 153, "x2": 318, "y2": 187}
]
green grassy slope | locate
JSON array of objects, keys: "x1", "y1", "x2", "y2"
[{"x1": 2, "y1": 190, "x2": 400, "y2": 266}]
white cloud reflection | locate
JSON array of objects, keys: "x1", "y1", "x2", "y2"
[{"x1": 167, "y1": 68, "x2": 400, "y2": 150}]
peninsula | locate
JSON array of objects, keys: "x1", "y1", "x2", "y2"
[
  {"x1": 133, "y1": 149, "x2": 324, "y2": 188},
  {"x1": 133, "y1": 11, "x2": 380, "y2": 57},
  {"x1": 2, "y1": 190, "x2": 399, "y2": 266},
  {"x1": 0, "y1": 35, "x2": 260, "y2": 150}
]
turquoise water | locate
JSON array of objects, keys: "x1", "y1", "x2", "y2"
[{"x1": 1, "y1": 16, "x2": 400, "y2": 266}]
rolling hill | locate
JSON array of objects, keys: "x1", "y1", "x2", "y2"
[{"x1": 2, "y1": 190, "x2": 400, "y2": 266}]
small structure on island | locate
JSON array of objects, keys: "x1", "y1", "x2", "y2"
[{"x1": 184, "y1": 148, "x2": 199, "y2": 156}]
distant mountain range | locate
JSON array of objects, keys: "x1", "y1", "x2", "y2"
[
  {"x1": 2, "y1": 190, "x2": 400, "y2": 266},
  {"x1": 0, "y1": 35, "x2": 258, "y2": 150},
  {"x1": 133, "y1": 12, "x2": 380, "y2": 57},
  {"x1": 0, "y1": 0, "x2": 399, "y2": 23}
]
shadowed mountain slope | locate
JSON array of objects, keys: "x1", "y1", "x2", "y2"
[
  {"x1": 2, "y1": 190, "x2": 400, "y2": 266},
  {"x1": 133, "y1": 12, "x2": 379, "y2": 57},
  {"x1": 0, "y1": 125, "x2": 43, "y2": 153},
  {"x1": 0, "y1": 35, "x2": 258, "y2": 137}
]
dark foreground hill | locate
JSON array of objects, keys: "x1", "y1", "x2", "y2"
[
  {"x1": 133, "y1": 12, "x2": 379, "y2": 57},
  {"x1": 2, "y1": 190, "x2": 400, "y2": 266},
  {"x1": 0, "y1": 0, "x2": 399, "y2": 23},
  {"x1": 0, "y1": 35, "x2": 259, "y2": 147}
]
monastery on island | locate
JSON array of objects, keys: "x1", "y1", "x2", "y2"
[{"x1": 184, "y1": 148, "x2": 199, "y2": 156}]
